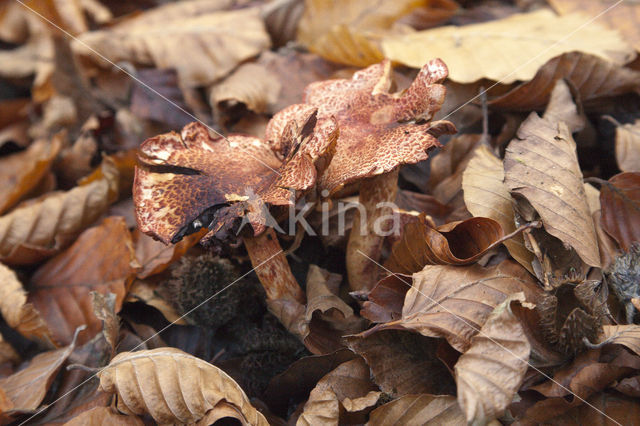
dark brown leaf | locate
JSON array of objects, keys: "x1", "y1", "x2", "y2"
[{"x1": 600, "y1": 172, "x2": 640, "y2": 251}]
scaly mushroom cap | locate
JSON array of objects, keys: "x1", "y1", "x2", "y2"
[
  {"x1": 269, "y1": 59, "x2": 456, "y2": 194},
  {"x1": 134, "y1": 109, "x2": 337, "y2": 244}
]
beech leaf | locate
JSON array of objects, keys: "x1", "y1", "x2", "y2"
[
  {"x1": 612, "y1": 119, "x2": 640, "y2": 173},
  {"x1": 63, "y1": 406, "x2": 144, "y2": 426},
  {"x1": 97, "y1": 347, "x2": 269, "y2": 425},
  {"x1": 599, "y1": 172, "x2": 640, "y2": 251},
  {"x1": 455, "y1": 294, "x2": 531, "y2": 424},
  {"x1": 598, "y1": 325, "x2": 640, "y2": 357},
  {"x1": 367, "y1": 394, "x2": 465, "y2": 426}
]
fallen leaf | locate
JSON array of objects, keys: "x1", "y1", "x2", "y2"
[
  {"x1": 133, "y1": 228, "x2": 205, "y2": 279},
  {"x1": 210, "y1": 62, "x2": 281, "y2": 115},
  {"x1": 346, "y1": 330, "x2": 455, "y2": 397},
  {"x1": 429, "y1": 134, "x2": 482, "y2": 205},
  {"x1": 63, "y1": 406, "x2": 144, "y2": 426},
  {"x1": 540, "y1": 392, "x2": 640, "y2": 426},
  {"x1": 455, "y1": 294, "x2": 531, "y2": 424},
  {"x1": 462, "y1": 145, "x2": 535, "y2": 274},
  {"x1": 73, "y1": 5, "x2": 270, "y2": 87},
  {"x1": 261, "y1": 0, "x2": 305, "y2": 47},
  {"x1": 0, "y1": 262, "x2": 54, "y2": 345},
  {"x1": 504, "y1": 114, "x2": 600, "y2": 267},
  {"x1": 367, "y1": 394, "x2": 465, "y2": 426},
  {"x1": 385, "y1": 216, "x2": 508, "y2": 274},
  {"x1": 297, "y1": 0, "x2": 424, "y2": 67},
  {"x1": 126, "y1": 279, "x2": 187, "y2": 325},
  {"x1": 600, "y1": 172, "x2": 640, "y2": 251},
  {"x1": 598, "y1": 325, "x2": 640, "y2": 357},
  {"x1": 0, "y1": 135, "x2": 62, "y2": 215},
  {"x1": 297, "y1": 358, "x2": 380, "y2": 426},
  {"x1": 0, "y1": 332, "x2": 18, "y2": 365},
  {"x1": 0, "y1": 159, "x2": 119, "y2": 265},
  {"x1": 388, "y1": 260, "x2": 542, "y2": 352},
  {"x1": 489, "y1": 52, "x2": 640, "y2": 111},
  {"x1": 0, "y1": 327, "x2": 81, "y2": 416},
  {"x1": 360, "y1": 275, "x2": 407, "y2": 323},
  {"x1": 549, "y1": 0, "x2": 640, "y2": 52},
  {"x1": 382, "y1": 9, "x2": 635, "y2": 83},
  {"x1": 97, "y1": 347, "x2": 269, "y2": 425},
  {"x1": 29, "y1": 217, "x2": 138, "y2": 346},
  {"x1": 90, "y1": 292, "x2": 119, "y2": 354},
  {"x1": 611, "y1": 118, "x2": 640, "y2": 172}
]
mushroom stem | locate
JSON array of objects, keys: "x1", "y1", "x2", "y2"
[
  {"x1": 243, "y1": 228, "x2": 305, "y2": 303},
  {"x1": 346, "y1": 168, "x2": 399, "y2": 291}
]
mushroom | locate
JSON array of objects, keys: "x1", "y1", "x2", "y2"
[
  {"x1": 269, "y1": 59, "x2": 456, "y2": 291},
  {"x1": 134, "y1": 108, "x2": 337, "y2": 304}
]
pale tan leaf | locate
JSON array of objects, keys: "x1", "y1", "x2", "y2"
[
  {"x1": 210, "y1": 62, "x2": 281, "y2": 114},
  {"x1": 462, "y1": 145, "x2": 534, "y2": 274},
  {"x1": 504, "y1": 114, "x2": 600, "y2": 267},
  {"x1": 261, "y1": 0, "x2": 305, "y2": 47},
  {"x1": 97, "y1": 347, "x2": 269, "y2": 425},
  {"x1": 549, "y1": 0, "x2": 640, "y2": 52},
  {"x1": 0, "y1": 160, "x2": 119, "y2": 265},
  {"x1": 0, "y1": 135, "x2": 62, "y2": 215},
  {"x1": 382, "y1": 9, "x2": 635, "y2": 83},
  {"x1": 297, "y1": 358, "x2": 379, "y2": 426},
  {"x1": 0, "y1": 263, "x2": 53, "y2": 345},
  {"x1": 126, "y1": 279, "x2": 187, "y2": 325},
  {"x1": 0, "y1": 35, "x2": 54, "y2": 85},
  {"x1": 367, "y1": 394, "x2": 465, "y2": 426},
  {"x1": 63, "y1": 406, "x2": 143, "y2": 425},
  {"x1": 397, "y1": 260, "x2": 541, "y2": 352},
  {"x1": 613, "y1": 118, "x2": 640, "y2": 173},
  {"x1": 455, "y1": 294, "x2": 531, "y2": 424},
  {"x1": 489, "y1": 52, "x2": 640, "y2": 111},
  {"x1": 0, "y1": 327, "x2": 81, "y2": 414},
  {"x1": 297, "y1": 0, "x2": 425, "y2": 67},
  {"x1": 73, "y1": 5, "x2": 270, "y2": 87},
  {"x1": 29, "y1": 217, "x2": 138, "y2": 346},
  {"x1": 598, "y1": 325, "x2": 640, "y2": 357},
  {"x1": 91, "y1": 292, "x2": 118, "y2": 354}
]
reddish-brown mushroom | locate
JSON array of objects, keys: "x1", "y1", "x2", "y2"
[
  {"x1": 134, "y1": 109, "x2": 337, "y2": 304},
  {"x1": 268, "y1": 59, "x2": 456, "y2": 291}
]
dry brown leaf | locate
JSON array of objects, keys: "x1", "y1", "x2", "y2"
[
  {"x1": 384, "y1": 216, "x2": 508, "y2": 275},
  {"x1": 598, "y1": 325, "x2": 640, "y2": 357},
  {"x1": 133, "y1": 228, "x2": 205, "y2": 279},
  {"x1": 0, "y1": 35, "x2": 54, "y2": 97},
  {"x1": 455, "y1": 294, "x2": 531, "y2": 424},
  {"x1": 97, "y1": 347, "x2": 269, "y2": 425},
  {"x1": 90, "y1": 292, "x2": 118, "y2": 354},
  {"x1": 382, "y1": 9, "x2": 635, "y2": 83},
  {"x1": 462, "y1": 145, "x2": 535, "y2": 274},
  {"x1": 504, "y1": 114, "x2": 600, "y2": 267},
  {"x1": 0, "y1": 262, "x2": 54, "y2": 345},
  {"x1": 612, "y1": 118, "x2": 640, "y2": 172},
  {"x1": 0, "y1": 332, "x2": 18, "y2": 365},
  {"x1": 367, "y1": 394, "x2": 465, "y2": 426},
  {"x1": 210, "y1": 62, "x2": 281, "y2": 115},
  {"x1": 388, "y1": 260, "x2": 542, "y2": 352},
  {"x1": 540, "y1": 392, "x2": 640, "y2": 426},
  {"x1": 73, "y1": 5, "x2": 270, "y2": 87},
  {"x1": 0, "y1": 159, "x2": 119, "y2": 265},
  {"x1": 63, "y1": 406, "x2": 144, "y2": 426},
  {"x1": 360, "y1": 275, "x2": 408, "y2": 323},
  {"x1": 429, "y1": 134, "x2": 482, "y2": 205},
  {"x1": 28, "y1": 217, "x2": 138, "y2": 346},
  {"x1": 489, "y1": 52, "x2": 640, "y2": 111},
  {"x1": 600, "y1": 172, "x2": 640, "y2": 251},
  {"x1": 297, "y1": 358, "x2": 380, "y2": 426},
  {"x1": 297, "y1": 0, "x2": 424, "y2": 67},
  {"x1": 346, "y1": 330, "x2": 455, "y2": 397},
  {"x1": 261, "y1": 0, "x2": 305, "y2": 47},
  {"x1": 0, "y1": 327, "x2": 81, "y2": 416},
  {"x1": 0, "y1": 136, "x2": 62, "y2": 215},
  {"x1": 125, "y1": 279, "x2": 187, "y2": 325},
  {"x1": 549, "y1": 0, "x2": 640, "y2": 52}
]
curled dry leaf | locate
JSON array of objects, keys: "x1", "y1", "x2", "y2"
[
  {"x1": 97, "y1": 347, "x2": 269, "y2": 425},
  {"x1": 90, "y1": 292, "x2": 118, "y2": 354},
  {"x1": 455, "y1": 294, "x2": 531, "y2": 424},
  {"x1": 126, "y1": 279, "x2": 186, "y2": 325},
  {"x1": 0, "y1": 327, "x2": 81, "y2": 417},
  {"x1": 489, "y1": 52, "x2": 640, "y2": 111},
  {"x1": 28, "y1": 217, "x2": 138, "y2": 346},
  {"x1": 0, "y1": 263, "x2": 53, "y2": 345},
  {"x1": 346, "y1": 330, "x2": 455, "y2": 397},
  {"x1": 0, "y1": 158, "x2": 119, "y2": 265},
  {"x1": 0, "y1": 135, "x2": 62, "y2": 215},
  {"x1": 210, "y1": 62, "x2": 281, "y2": 115},
  {"x1": 297, "y1": 358, "x2": 380, "y2": 426},
  {"x1": 133, "y1": 228, "x2": 206, "y2": 279},
  {"x1": 297, "y1": 0, "x2": 424, "y2": 67},
  {"x1": 389, "y1": 260, "x2": 542, "y2": 352},
  {"x1": 73, "y1": 4, "x2": 270, "y2": 87},
  {"x1": 385, "y1": 215, "x2": 512, "y2": 275},
  {"x1": 0, "y1": 332, "x2": 18, "y2": 365},
  {"x1": 62, "y1": 406, "x2": 144, "y2": 426},
  {"x1": 599, "y1": 172, "x2": 640, "y2": 251},
  {"x1": 597, "y1": 325, "x2": 640, "y2": 357},
  {"x1": 504, "y1": 113, "x2": 600, "y2": 267},
  {"x1": 261, "y1": 0, "x2": 305, "y2": 47},
  {"x1": 367, "y1": 394, "x2": 465, "y2": 426},
  {"x1": 360, "y1": 275, "x2": 408, "y2": 323},
  {"x1": 382, "y1": 9, "x2": 635, "y2": 84},
  {"x1": 462, "y1": 145, "x2": 535, "y2": 274},
  {"x1": 612, "y1": 118, "x2": 640, "y2": 173}
]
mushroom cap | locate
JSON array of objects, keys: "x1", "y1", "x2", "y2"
[
  {"x1": 272, "y1": 58, "x2": 456, "y2": 193},
  {"x1": 134, "y1": 110, "x2": 337, "y2": 244}
]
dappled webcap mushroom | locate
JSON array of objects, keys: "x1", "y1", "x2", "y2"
[
  {"x1": 134, "y1": 109, "x2": 338, "y2": 303},
  {"x1": 269, "y1": 59, "x2": 456, "y2": 290}
]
